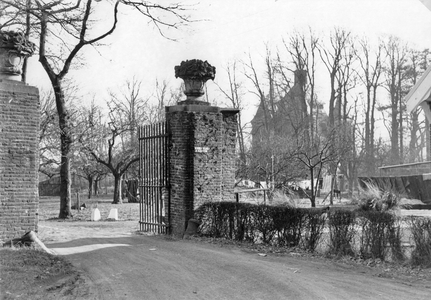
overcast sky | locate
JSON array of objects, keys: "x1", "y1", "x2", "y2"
[{"x1": 25, "y1": 0, "x2": 431, "y2": 121}]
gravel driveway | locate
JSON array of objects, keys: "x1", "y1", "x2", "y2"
[{"x1": 39, "y1": 220, "x2": 431, "y2": 300}]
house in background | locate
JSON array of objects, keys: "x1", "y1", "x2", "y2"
[
  {"x1": 251, "y1": 69, "x2": 309, "y2": 144},
  {"x1": 249, "y1": 69, "x2": 329, "y2": 190}
]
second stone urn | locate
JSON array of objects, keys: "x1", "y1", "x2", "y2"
[{"x1": 175, "y1": 59, "x2": 216, "y2": 104}]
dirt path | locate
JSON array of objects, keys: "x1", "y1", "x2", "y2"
[{"x1": 39, "y1": 221, "x2": 430, "y2": 300}]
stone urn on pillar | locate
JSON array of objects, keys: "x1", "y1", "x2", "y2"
[
  {"x1": 0, "y1": 30, "x2": 35, "y2": 81},
  {"x1": 174, "y1": 59, "x2": 216, "y2": 105}
]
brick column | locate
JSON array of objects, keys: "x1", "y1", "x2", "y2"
[
  {"x1": 0, "y1": 79, "x2": 39, "y2": 241},
  {"x1": 221, "y1": 109, "x2": 239, "y2": 199},
  {"x1": 166, "y1": 104, "x2": 238, "y2": 236}
]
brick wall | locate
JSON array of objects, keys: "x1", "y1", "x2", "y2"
[
  {"x1": 0, "y1": 79, "x2": 39, "y2": 242},
  {"x1": 166, "y1": 104, "x2": 238, "y2": 235},
  {"x1": 221, "y1": 109, "x2": 239, "y2": 200},
  {"x1": 166, "y1": 109, "x2": 194, "y2": 235}
]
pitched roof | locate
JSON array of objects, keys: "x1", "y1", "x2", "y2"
[{"x1": 405, "y1": 64, "x2": 431, "y2": 121}]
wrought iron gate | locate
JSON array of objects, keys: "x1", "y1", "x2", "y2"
[{"x1": 138, "y1": 122, "x2": 170, "y2": 234}]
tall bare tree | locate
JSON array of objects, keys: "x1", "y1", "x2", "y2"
[
  {"x1": 1, "y1": 0, "x2": 190, "y2": 218},
  {"x1": 216, "y1": 61, "x2": 248, "y2": 179},
  {"x1": 39, "y1": 90, "x2": 60, "y2": 179},
  {"x1": 319, "y1": 28, "x2": 352, "y2": 128},
  {"x1": 278, "y1": 28, "x2": 319, "y2": 139},
  {"x1": 318, "y1": 28, "x2": 354, "y2": 203},
  {"x1": 356, "y1": 37, "x2": 383, "y2": 174},
  {"x1": 78, "y1": 100, "x2": 139, "y2": 204},
  {"x1": 382, "y1": 36, "x2": 408, "y2": 164}
]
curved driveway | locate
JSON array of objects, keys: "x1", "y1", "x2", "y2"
[{"x1": 45, "y1": 231, "x2": 430, "y2": 300}]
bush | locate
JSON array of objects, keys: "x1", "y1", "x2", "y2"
[
  {"x1": 195, "y1": 202, "x2": 237, "y2": 239},
  {"x1": 408, "y1": 217, "x2": 431, "y2": 267},
  {"x1": 358, "y1": 211, "x2": 403, "y2": 261},
  {"x1": 302, "y1": 209, "x2": 326, "y2": 252},
  {"x1": 328, "y1": 210, "x2": 356, "y2": 257},
  {"x1": 272, "y1": 206, "x2": 305, "y2": 247},
  {"x1": 195, "y1": 201, "x2": 431, "y2": 267},
  {"x1": 195, "y1": 202, "x2": 327, "y2": 250},
  {"x1": 356, "y1": 181, "x2": 401, "y2": 212}
]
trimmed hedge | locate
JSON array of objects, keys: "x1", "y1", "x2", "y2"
[
  {"x1": 194, "y1": 202, "x2": 411, "y2": 263},
  {"x1": 408, "y1": 217, "x2": 431, "y2": 267},
  {"x1": 357, "y1": 211, "x2": 403, "y2": 261},
  {"x1": 195, "y1": 202, "x2": 327, "y2": 251},
  {"x1": 328, "y1": 210, "x2": 356, "y2": 256}
]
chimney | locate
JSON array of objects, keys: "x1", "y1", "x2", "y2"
[{"x1": 294, "y1": 69, "x2": 307, "y2": 87}]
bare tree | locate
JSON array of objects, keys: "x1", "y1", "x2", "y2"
[
  {"x1": 74, "y1": 151, "x2": 108, "y2": 199},
  {"x1": 1, "y1": 0, "x2": 191, "y2": 218},
  {"x1": 147, "y1": 79, "x2": 178, "y2": 123},
  {"x1": 381, "y1": 36, "x2": 408, "y2": 164},
  {"x1": 319, "y1": 28, "x2": 352, "y2": 128},
  {"x1": 216, "y1": 61, "x2": 248, "y2": 179},
  {"x1": 109, "y1": 76, "x2": 150, "y2": 146},
  {"x1": 294, "y1": 127, "x2": 349, "y2": 207},
  {"x1": 278, "y1": 28, "x2": 319, "y2": 139},
  {"x1": 245, "y1": 51, "x2": 276, "y2": 140},
  {"x1": 39, "y1": 90, "x2": 60, "y2": 179},
  {"x1": 245, "y1": 50, "x2": 283, "y2": 188},
  {"x1": 355, "y1": 37, "x2": 383, "y2": 174},
  {"x1": 78, "y1": 101, "x2": 139, "y2": 204},
  {"x1": 319, "y1": 28, "x2": 354, "y2": 203}
]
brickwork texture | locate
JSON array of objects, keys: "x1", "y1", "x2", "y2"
[
  {"x1": 0, "y1": 79, "x2": 39, "y2": 242},
  {"x1": 166, "y1": 105, "x2": 238, "y2": 235}
]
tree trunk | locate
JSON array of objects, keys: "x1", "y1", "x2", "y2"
[
  {"x1": 310, "y1": 168, "x2": 316, "y2": 208},
  {"x1": 329, "y1": 174, "x2": 335, "y2": 206},
  {"x1": 55, "y1": 85, "x2": 73, "y2": 219},
  {"x1": 94, "y1": 179, "x2": 99, "y2": 196},
  {"x1": 112, "y1": 174, "x2": 123, "y2": 204},
  {"x1": 87, "y1": 176, "x2": 94, "y2": 199}
]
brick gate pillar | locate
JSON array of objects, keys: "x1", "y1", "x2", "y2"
[
  {"x1": 0, "y1": 79, "x2": 40, "y2": 241},
  {"x1": 166, "y1": 104, "x2": 239, "y2": 236},
  {"x1": 166, "y1": 60, "x2": 239, "y2": 235}
]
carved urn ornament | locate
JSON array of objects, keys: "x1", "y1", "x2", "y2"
[
  {"x1": 0, "y1": 30, "x2": 35, "y2": 80},
  {"x1": 175, "y1": 59, "x2": 216, "y2": 103}
]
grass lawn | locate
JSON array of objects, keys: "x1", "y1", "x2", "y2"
[{"x1": 39, "y1": 194, "x2": 140, "y2": 221}]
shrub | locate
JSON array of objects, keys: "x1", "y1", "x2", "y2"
[
  {"x1": 302, "y1": 209, "x2": 327, "y2": 252},
  {"x1": 358, "y1": 211, "x2": 403, "y2": 261},
  {"x1": 328, "y1": 209, "x2": 356, "y2": 257},
  {"x1": 195, "y1": 202, "x2": 235, "y2": 238},
  {"x1": 195, "y1": 202, "x2": 327, "y2": 250},
  {"x1": 408, "y1": 217, "x2": 431, "y2": 267},
  {"x1": 356, "y1": 181, "x2": 402, "y2": 212},
  {"x1": 272, "y1": 206, "x2": 305, "y2": 247},
  {"x1": 251, "y1": 205, "x2": 275, "y2": 244}
]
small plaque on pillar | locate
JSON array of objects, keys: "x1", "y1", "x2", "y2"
[{"x1": 195, "y1": 146, "x2": 209, "y2": 153}]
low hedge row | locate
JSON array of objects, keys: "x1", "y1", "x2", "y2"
[{"x1": 194, "y1": 202, "x2": 431, "y2": 265}]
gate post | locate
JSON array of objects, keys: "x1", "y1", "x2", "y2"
[
  {"x1": 0, "y1": 79, "x2": 39, "y2": 241},
  {"x1": 166, "y1": 60, "x2": 239, "y2": 236}
]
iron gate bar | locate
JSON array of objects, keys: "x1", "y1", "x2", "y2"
[{"x1": 138, "y1": 122, "x2": 171, "y2": 234}]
